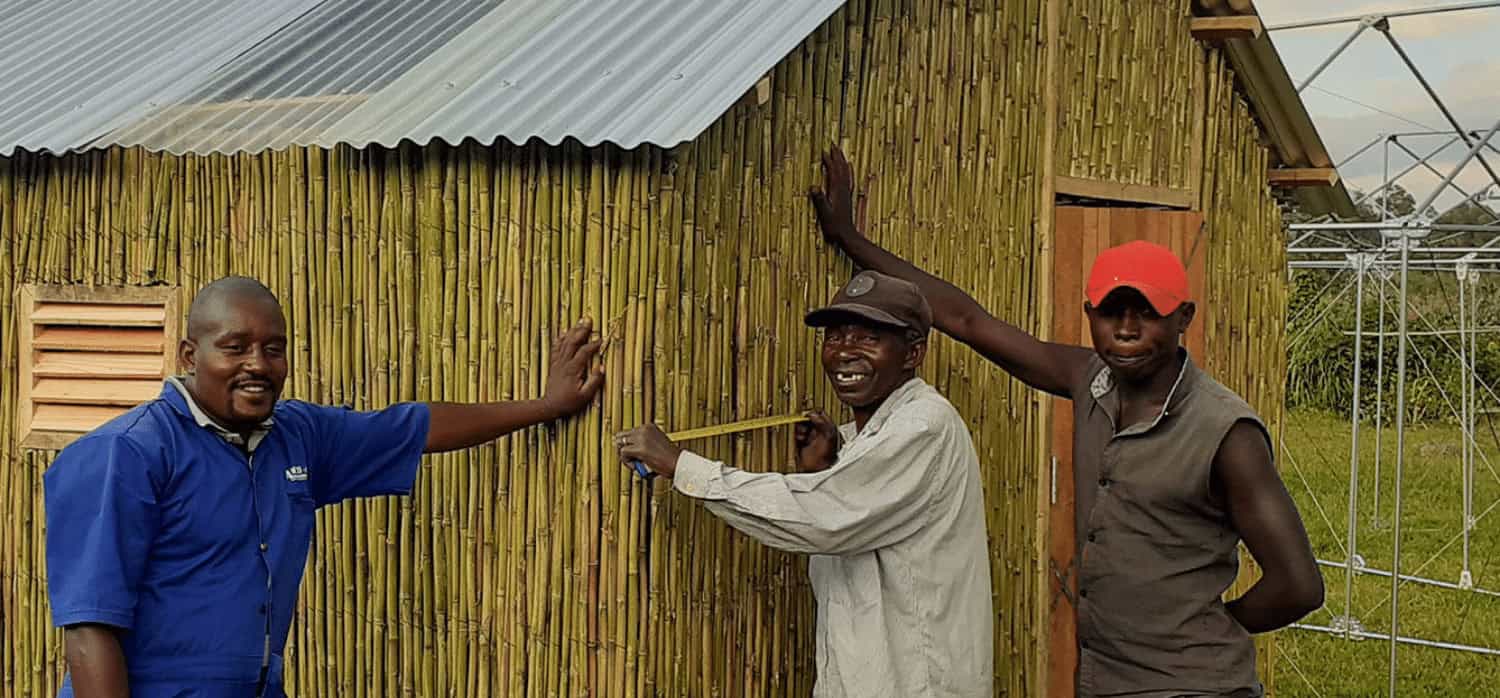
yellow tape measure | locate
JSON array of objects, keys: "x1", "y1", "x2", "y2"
[
  {"x1": 665, "y1": 414, "x2": 811, "y2": 443},
  {"x1": 630, "y1": 413, "x2": 811, "y2": 479}
]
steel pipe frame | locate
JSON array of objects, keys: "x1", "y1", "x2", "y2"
[
  {"x1": 1380, "y1": 29, "x2": 1500, "y2": 195},
  {"x1": 1386, "y1": 229, "x2": 1413, "y2": 697},
  {"x1": 1269, "y1": 8, "x2": 1500, "y2": 687},
  {"x1": 1279, "y1": 6, "x2": 1500, "y2": 233},
  {"x1": 1267, "y1": 1, "x2": 1500, "y2": 32},
  {"x1": 1326, "y1": 240, "x2": 1500, "y2": 624},
  {"x1": 1292, "y1": 623, "x2": 1500, "y2": 658},
  {"x1": 1292, "y1": 257, "x2": 1500, "y2": 263},
  {"x1": 1375, "y1": 278, "x2": 1387, "y2": 525},
  {"x1": 1352, "y1": 135, "x2": 1466, "y2": 209},
  {"x1": 1342, "y1": 254, "x2": 1369, "y2": 637},
  {"x1": 1297, "y1": 17, "x2": 1381, "y2": 93},
  {"x1": 1350, "y1": 135, "x2": 1464, "y2": 210},
  {"x1": 1351, "y1": 130, "x2": 1500, "y2": 156},
  {"x1": 1384, "y1": 128, "x2": 1500, "y2": 141},
  {"x1": 1384, "y1": 133, "x2": 1393, "y2": 222},
  {"x1": 1289, "y1": 222, "x2": 1500, "y2": 231},
  {"x1": 1432, "y1": 185, "x2": 1500, "y2": 225},
  {"x1": 1375, "y1": 130, "x2": 1500, "y2": 159},
  {"x1": 1392, "y1": 132, "x2": 1500, "y2": 160},
  {"x1": 1459, "y1": 262, "x2": 1477, "y2": 585},
  {"x1": 1292, "y1": 250, "x2": 1500, "y2": 689},
  {"x1": 1290, "y1": 246, "x2": 1500, "y2": 254},
  {"x1": 1316, "y1": 559, "x2": 1500, "y2": 598},
  {"x1": 1341, "y1": 328, "x2": 1500, "y2": 337},
  {"x1": 1412, "y1": 118, "x2": 1500, "y2": 218},
  {"x1": 1388, "y1": 139, "x2": 1488, "y2": 209},
  {"x1": 1291, "y1": 262, "x2": 1500, "y2": 271}
]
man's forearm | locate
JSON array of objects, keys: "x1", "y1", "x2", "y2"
[
  {"x1": 65, "y1": 625, "x2": 129, "y2": 698},
  {"x1": 424, "y1": 400, "x2": 563, "y2": 453},
  {"x1": 834, "y1": 231, "x2": 995, "y2": 336},
  {"x1": 1226, "y1": 576, "x2": 1323, "y2": 633},
  {"x1": 832, "y1": 229, "x2": 1086, "y2": 395}
]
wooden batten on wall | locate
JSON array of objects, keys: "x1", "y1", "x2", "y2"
[{"x1": 1054, "y1": 176, "x2": 1198, "y2": 209}]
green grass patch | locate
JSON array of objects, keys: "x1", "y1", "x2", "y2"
[{"x1": 1275, "y1": 409, "x2": 1500, "y2": 696}]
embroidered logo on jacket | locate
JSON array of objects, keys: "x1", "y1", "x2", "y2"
[{"x1": 285, "y1": 465, "x2": 309, "y2": 482}]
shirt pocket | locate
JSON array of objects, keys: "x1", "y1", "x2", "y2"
[
  {"x1": 811, "y1": 555, "x2": 881, "y2": 611},
  {"x1": 284, "y1": 478, "x2": 317, "y2": 511}
]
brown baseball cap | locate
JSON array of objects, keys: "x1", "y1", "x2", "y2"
[{"x1": 805, "y1": 270, "x2": 933, "y2": 336}]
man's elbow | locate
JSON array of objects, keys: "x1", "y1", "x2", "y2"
[
  {"x1": 944, "y1": 307, "x2": 980, "y2": 342},
  {"x1": 64, "y1": 623, "x2": 121, "y2": 664},
  {"x1": 1288, "y1": 572, "x2": 1326, "y2": 619}
]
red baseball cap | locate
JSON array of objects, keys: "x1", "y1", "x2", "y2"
[{"x1": 1085, "y1": 240, "x2": 1189, "y2": 315}]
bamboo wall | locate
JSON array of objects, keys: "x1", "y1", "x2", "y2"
[
  {"x1": 1, "y1": 1, "x2": 1295, "y2": 695},
  {"x1": 1056, "y1": 0, "x2": 1205, "y2": 191},
  {"x1": 1197, "y1": 49, "x2": 1288, "y2": 447},
  {"x1": 1, "y1": 2, "x2": 1052, "y2": 696},
  {"x1": 1196, "y1": 47, "x2": 1292, "y2": 691}
]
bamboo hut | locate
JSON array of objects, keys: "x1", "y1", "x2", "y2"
[{"x1": 0, "y1": 1, "x2": 1352, "y2": 695}]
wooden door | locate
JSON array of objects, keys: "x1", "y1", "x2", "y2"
[{"x1": 1047, "y1": 207, "x2": 1206, "y2": 696}]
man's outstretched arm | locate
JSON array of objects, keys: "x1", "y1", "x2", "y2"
[
  {"x1": 810, "y1": 147, "x2": 1092, "y2": 397},
  {"x1": 614, "y1": 419, "x2": 940, "y2": 556},
  {"x1": 424, "y1": 319, "x2": 604, "y2": 453}
]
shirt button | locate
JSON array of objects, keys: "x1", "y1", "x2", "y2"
[
  {"x1": 259, "y1": 543, "x2": 268, "y2": 552},
  {"x1": 1080, "y1": 588, "x2": 1089, "y2": 598},
  {"x1": 1087, "y1": 532, "x2": 1098, "y2": 543},
  {"x1": 259, "y1": 604, "x2": 267, "y2": 615},
  {"x1": 1098, "y1": 478, "x2": 1111, "y2": 488}
]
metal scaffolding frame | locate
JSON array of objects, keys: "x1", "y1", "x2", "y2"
[
  {"x1": 1285, "y1": 227, "x2": 1500, "y2": 693},
  {"x1": 1273, "y1": 3, "x2": 1500, "y2": 694}
]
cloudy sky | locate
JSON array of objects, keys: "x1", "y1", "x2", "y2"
[{"x1": 1255, "y1": 0, "x2": 1499, "y2": 212}]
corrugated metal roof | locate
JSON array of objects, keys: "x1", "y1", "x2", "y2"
[
  {"x1": 0, "y1": 0, "x2": 323, "y2": 156},
  {"x1": 0, "y1": 0, "x2": 844, "y2": 156}
]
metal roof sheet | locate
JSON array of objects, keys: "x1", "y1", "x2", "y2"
[{"x1": 0, "y1": 0, "x2": 844, "y2": 156}]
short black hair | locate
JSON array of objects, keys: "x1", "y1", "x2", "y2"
[{"x1": 186, "y1": 277, "x2": 282, "y2": 340}]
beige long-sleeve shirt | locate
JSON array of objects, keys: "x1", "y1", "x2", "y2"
[{"x1": 672, "y1": 378, "x2": 994, "y2": 697}]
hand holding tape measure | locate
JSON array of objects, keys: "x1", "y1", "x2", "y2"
[{"x1": 614, "y1": 414, "x2": 815, "y2": 480}]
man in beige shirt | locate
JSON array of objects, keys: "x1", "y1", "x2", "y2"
[{"x1": 616, "y1": 271, "x2": 994, "y2": 698}]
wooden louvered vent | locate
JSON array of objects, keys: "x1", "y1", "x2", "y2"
[{"x1": 18, "y1": 285, "x2": 179, "y2": 450}]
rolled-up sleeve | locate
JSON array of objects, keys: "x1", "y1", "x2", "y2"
[
  {"x1": 44, "y1": 436, "x2": 161, "y2": 629},
  {"x1": 672, "y1": 419, "x2": 942, "y2": 556}
]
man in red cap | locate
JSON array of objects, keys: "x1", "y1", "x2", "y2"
[{"x1": 810, "y1": 147, "x2": 1322, "y2": 697}]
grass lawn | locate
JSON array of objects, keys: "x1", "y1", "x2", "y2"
[{"x1": 1274, "y1": 409, "x2": 1500, "y2": 696}]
